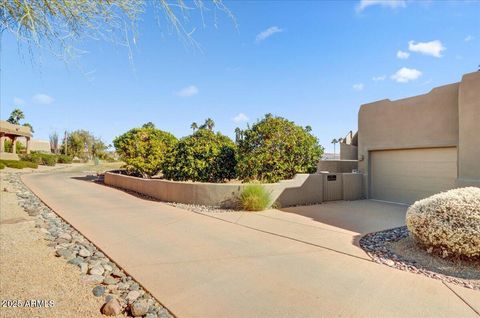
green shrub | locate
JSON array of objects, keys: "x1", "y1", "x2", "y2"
[
  {"x1": 0, "y1": 162, "x2": 5, "y2": 169},
  {"x1": 56, "y1": 154, "x2": 73, "y2": 164},
  {"x1": 3, "y1": 139, "x2": 26, "y2": 153},
  {"x1": 406, "y1": 187, "x2": 480, "y2": 258},
  {"x1": 0, "y1": 160, "x2": 38, "y2": 169},
  {"x1": 162, "y1": 129, "x2": 236, "y2": 183},
  {"x1": 113, "y1": 126, "x2": 177, "y2": 178},
  {"x1": 21, "y1": 152, "x2": 57, "y2": 166},
  {"x1": 236, "y1": 114, "x2": 323, "y2": 183},
  {"x1": 239, "y1": 184, "x2": 271, "y2": 211}
]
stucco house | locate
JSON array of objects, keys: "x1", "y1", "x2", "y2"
[{"x1": 318, "y1": 71, "x2": 480, "y2": 204}]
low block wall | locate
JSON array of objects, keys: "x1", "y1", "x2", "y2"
[
  {"x1": 317, "y1": 160, "x2": 358, "y2": 173},
  {"x1": 104, "y1": 172, "x2": 325, "y2": 208}
]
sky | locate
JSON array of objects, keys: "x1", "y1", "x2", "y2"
[{"x1": 1, "y1": 0, "x2": 479, "y2": 153}]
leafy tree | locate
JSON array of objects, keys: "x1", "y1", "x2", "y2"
[
  {"x1": 61, "y1": 130, "x2": 107, "y2": 159},
  {"x1": 199, "y1": 118, "x2": 215, "y2": 131},
  {"x1": 190, "y1": 122, "x2": 198, "y2": 132},
  {"x1": 236, "y1": 114, "x2": 323, "y2": 183},
  {"x1": 23, "y1": 123, "x2": 34, "y2": 133},
  {"x1": 7, "y1": 108, "x2": 24, "y2": 125},
  {"x1": 142, "y1": 122, "x2": 155, "y2": 129},
  {"x1": 113, "y1": 126, "x2": 177, "y2": 178},
  {"x1": 162, "y1": 129, "x2": 236, "y2": 182}
]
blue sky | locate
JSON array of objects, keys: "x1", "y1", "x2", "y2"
[{"x1": 1, "y1": 0, "x2": 479, "y2": 152}]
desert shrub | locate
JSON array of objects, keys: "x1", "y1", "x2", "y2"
[
  {"x1": 236, "y1": 114, "x2": 323, "y2": 183},
  {"x1": 162, "y1": 129, "x2": 236, "y2": 182},
  {"x1": 406, "y1": 187, "x2": 480, "y2": 259},
  {"x1": 239, "y1": 184, "x2": 271, "y2": 211},
  {"x1": 0, "y1": 160, "x2": 38, "y2": 169},
  {"x1": 56, "y1": 154, "x2": 73, "y2": 164},
  {"x1": 0, "y1": 162, "x2": 5, "y2": 169},
  {"x1": 21, "y1": 152, "x2": 57, "y2": 166},
  {"x1": 113, "y1": 126, "x2": 177, "y2": 178}
]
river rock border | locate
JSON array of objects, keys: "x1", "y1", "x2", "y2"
[
  {"x1": 4, "y1": 172, "x2": 174, "y2": 318},
  {"x1": 359, "y1": 226, "x2": 479, "y2": 290}
]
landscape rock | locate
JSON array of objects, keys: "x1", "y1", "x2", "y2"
[
  {"x1": 126, "y1": 290, "x2": 141, "y2": 303},
  {"x1": 92, "y1": 285, "x2": 106, "y2": 297},
  {"x1": 82, "y1": 274, "x2": 105, "y2": 284},
  {"x1": 103, "y1": 276, "x2": 117, "y2": 285},
  {"x1": 131, "y1": 300, "x2": 149, "y2": 317},
  {"x1": 101, "y1": 299, "x2": 122, "y2": 316},
  {"x1": 89, "y1": 265, "x2": 105, "y2": 276}
]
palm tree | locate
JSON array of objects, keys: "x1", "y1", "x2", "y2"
[
  {"x1": 190, "y1": 122, "x2": 198, "y2": 132},
  {"x1": 331, "y1": 138, "x2": 338, "y2": 158},
  {"x1": 7, "y1": 108, "x2": 25, "y2": 125},
  {"x1": 234, "y1": 127, "x2": 242, "y2": 143},
  {"x1": 205, "y1": 118, "x2": 215, "y2": 131}
]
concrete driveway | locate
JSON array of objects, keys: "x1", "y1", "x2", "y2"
[{"x1": 22, "y1": 171, "x2": 480, "y2": 318}]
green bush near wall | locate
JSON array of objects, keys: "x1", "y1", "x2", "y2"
[
  {"x1": 162, "y1": 129, "x2": 237, "y2": 183},
  {"x1": 236, "y1": 114, "x2": 323, "y2": 183},
  {"x1": 0, "y1": 160, "x2": 38, "y2": 169},
  {"x1": 0, "y1": 162, "x2": 5, "y2": 169},
  {"x1": 113, "y1": 126, "x2": 177, "y2": 178}
]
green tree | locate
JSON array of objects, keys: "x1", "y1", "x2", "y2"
[
  {"x1": 142, "y1": 122, "x2": 155, "y2": 129},
  {"x1": 162, "y1": 129, "x2": 236, "y2": 182},
  {"x1": 61, "y1": 130, "x2": 107, "y2": 159},
  {"x1": 236, "y1": 114, "x2": 323, "y2": 183},
  {"x1": 22, "y1": 122, "x2": 34, "y2": 133},
  {"x1": 113, "y1": 126, "x2": 177, "y2": 178},
  {"x1": 190, "y1": 122, "x2": 198, "y2": 132},
  {"x1": 7, "y1": 108, "x2": 24, "y2": 125}
]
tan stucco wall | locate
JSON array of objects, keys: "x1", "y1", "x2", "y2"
[
  {"x1": 340, "y1": 143, "x2": 358, "y2": 160},
  {"x1": 359, "y1": 81, "x2": 459, "y2": 197},
  {"x1": 317, "y1": 160, "x2": 358, "y2": 173},
  {"x1": 104, "y1": 172, "x2": 364, "y2": 208},
  {"x1": 358, "y1": 71, "x2": 480, "y2": 197},
  {"x1": 457, "y1": 72, "x2": 480, "y2": 186}
]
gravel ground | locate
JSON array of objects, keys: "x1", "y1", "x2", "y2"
[
  {"x1": 360, "y1": 226, "x2": 479, "y2": 291},
  {"x1": 0, "y1": 172, "x2": 105, "y2": 318},
  {"x1": 0, "y1": 168, "x2": 173, "y2": 318}
]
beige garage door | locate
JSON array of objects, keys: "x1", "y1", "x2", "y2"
[{"x1": 370, "y1": 147, "x2": 457, "y2": 204}]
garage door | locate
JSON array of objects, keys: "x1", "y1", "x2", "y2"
[{"x1": 370, "y1": 147, "x2": 457, "y2": 204}]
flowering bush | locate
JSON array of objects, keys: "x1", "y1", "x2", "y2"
[{"x1": 406, "y1": 187, "x2": 480, "y2": 258}]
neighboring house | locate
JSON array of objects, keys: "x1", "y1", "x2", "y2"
[{"x1": 318, "y1": 71, "x2": 480, "y2": 205}]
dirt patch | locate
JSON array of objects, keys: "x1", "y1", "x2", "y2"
[{"x1": 0, "y1": 173, "x2": 105, "y2": 318}]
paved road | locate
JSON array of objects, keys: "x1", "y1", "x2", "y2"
[{"x1": 22, "y1": 171, "x2": 480, "y2": 318}]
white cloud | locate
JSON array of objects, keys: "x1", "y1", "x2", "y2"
[
  {"x1": 464, "y1": 35, "x2": 474, "y2": 42},
  {"x1": 13, "y1": 97, "x2": 25, "y2": 105},
  {"x1": 408, "y1": 40, "x2": 446, "y2": 57},
  {"x1": 353, "y1": 83, "x2": 364, "y2": 91},
  {"x1": 391, "y1": 67, "x2": 422, "y2": 83},
  {"x1": 233, "y1": 113, "x2": 249, "y2": 123},
  {"x1": 396, "y1": 50, "x2": 410, "y2": 59},
  {"x1": 255, "y1": 26, "x2": 283, "y2": 43},
  {"x1": 32, "y1": 93, "x2": 54, "y2": 105},
  {"x1": 372, "y1": 75, "x2": 386, "y2": 81},
  {"x1": 356, "y1": 0, "x2": 406, "y2": 12},
  {"x1": 175, "y1": 85, "x2": 199, "y2": 98}
]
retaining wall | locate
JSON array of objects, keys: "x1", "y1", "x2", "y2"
[{"x1": 104, "y1": 172, "x2": 362, "y2": 208}]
